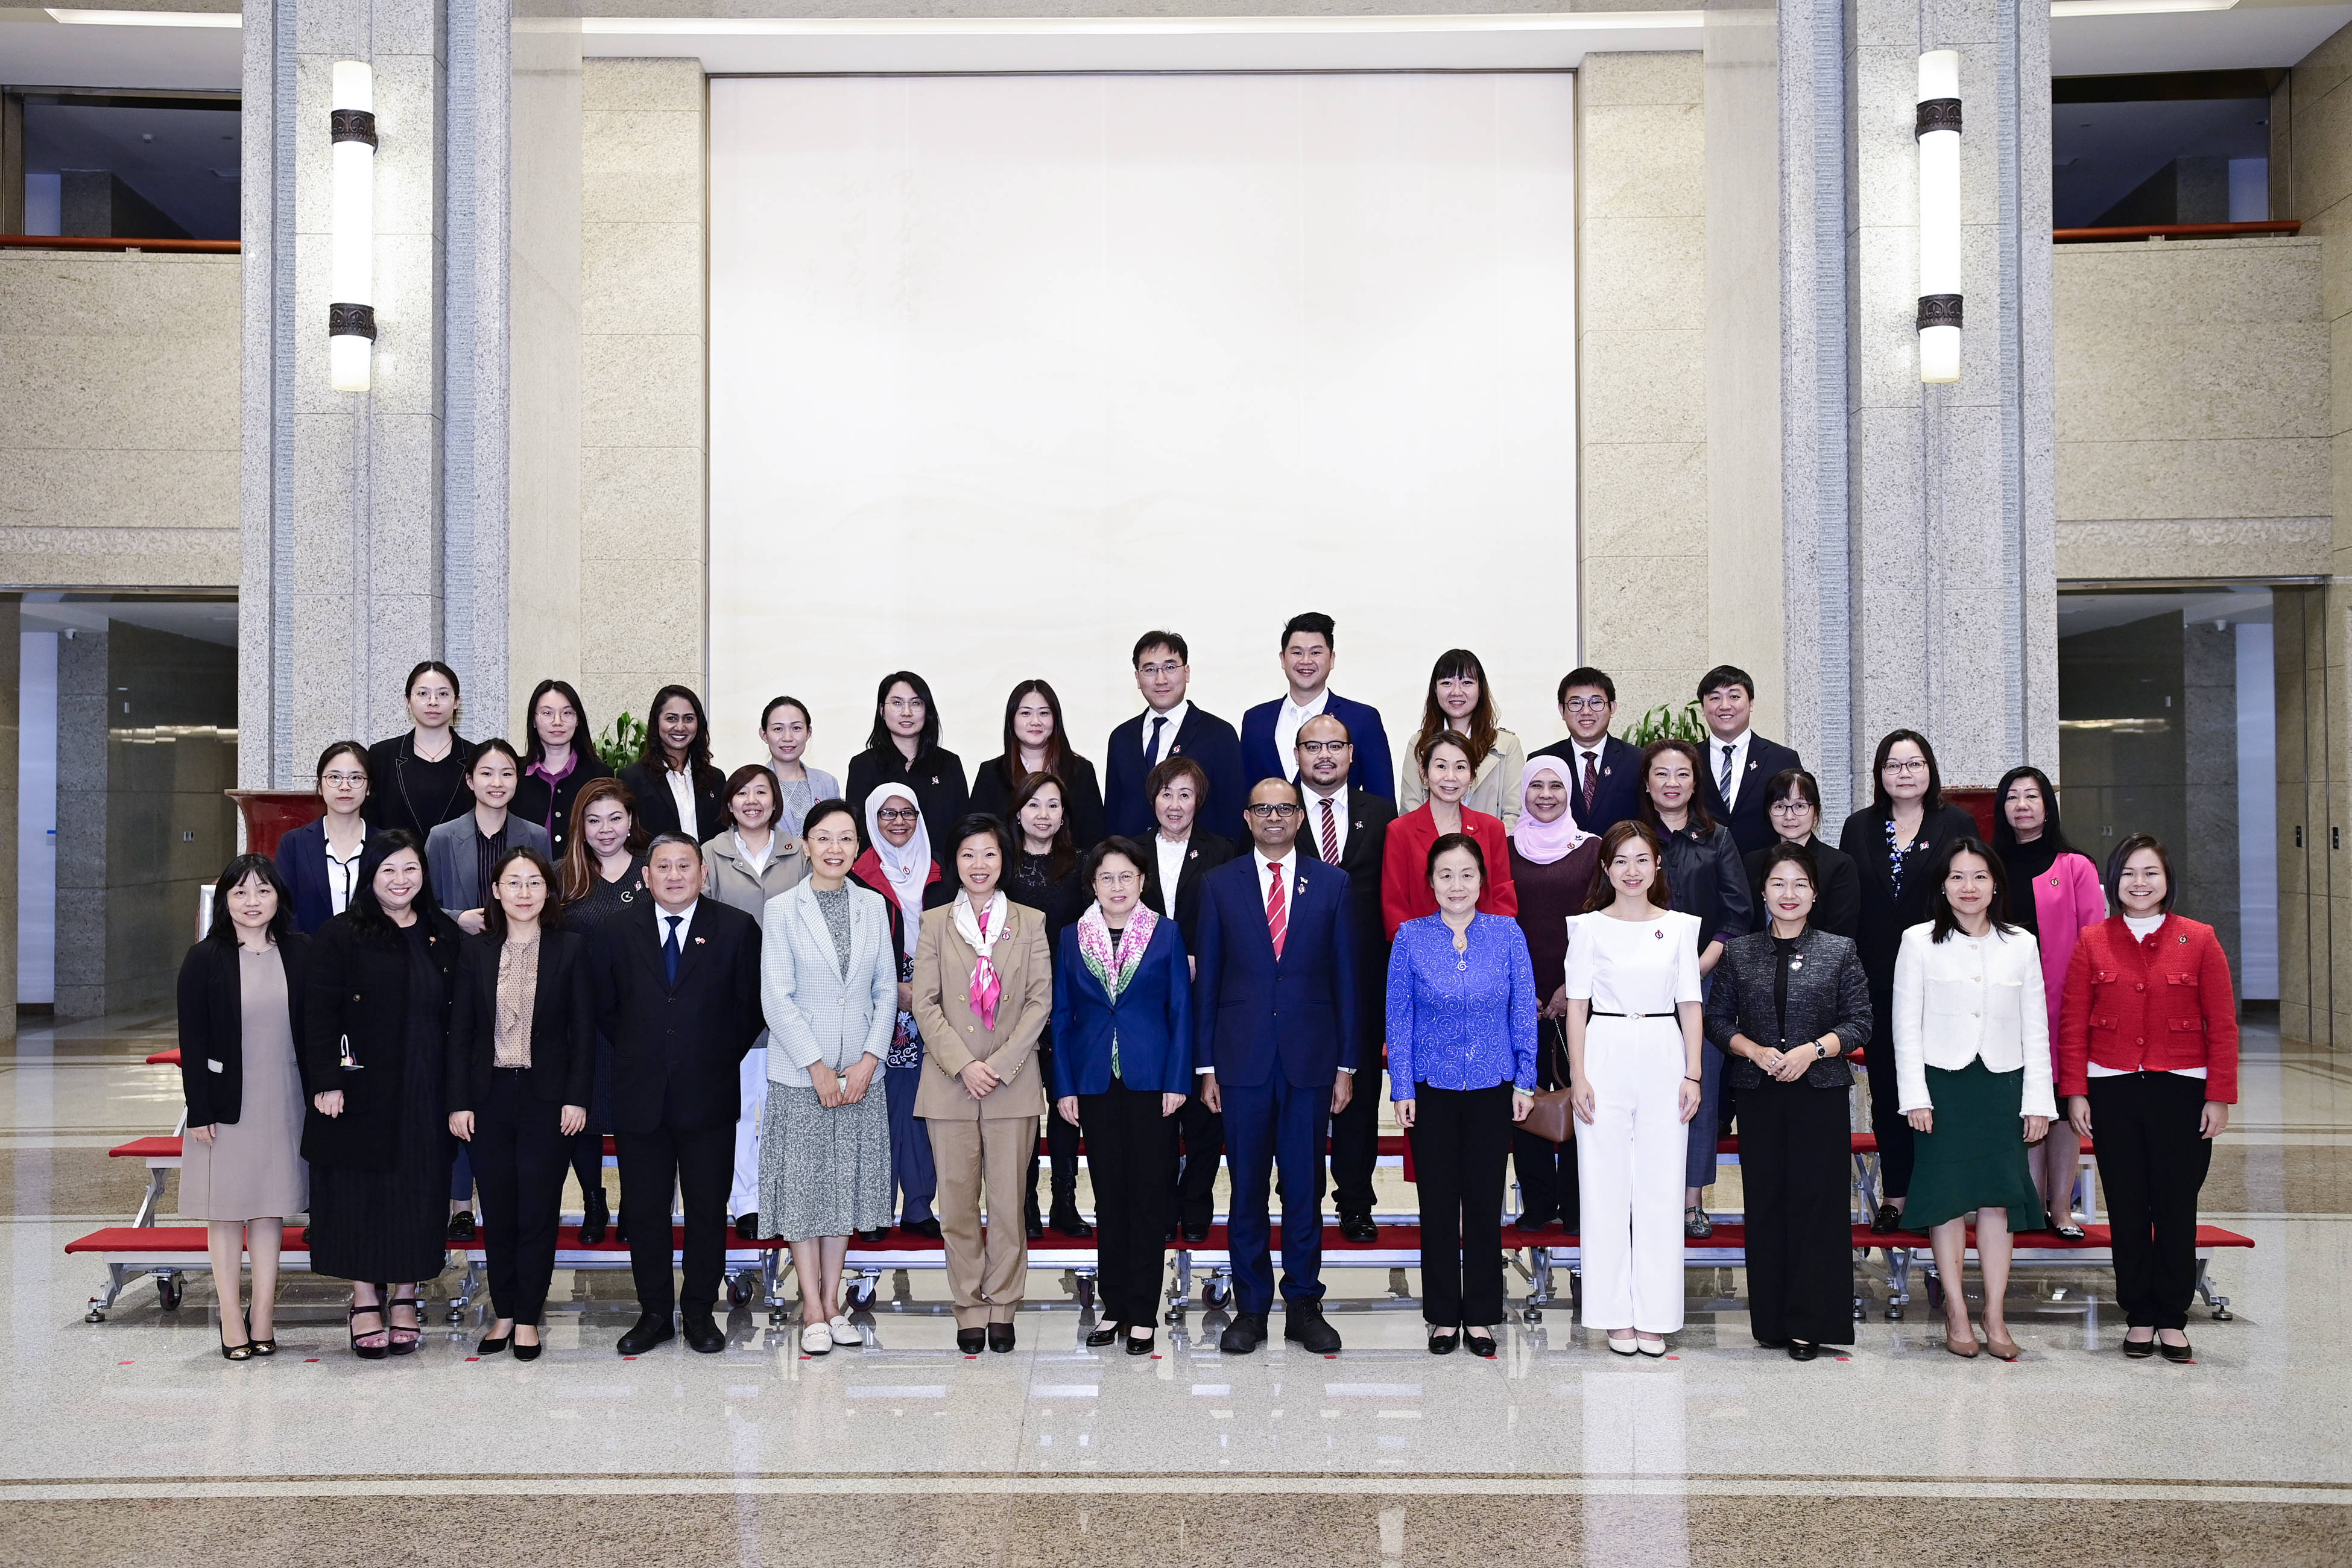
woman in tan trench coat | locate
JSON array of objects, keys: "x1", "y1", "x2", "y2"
[{"x1": 913, "y1": 812, "x2": 1053, "y2": 1353}]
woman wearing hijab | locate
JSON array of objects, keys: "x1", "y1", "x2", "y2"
[
  {"x1": 850, "y1": 783, "x2": 954, "y2": 1239},
  {"x1": 1993, "y1": 765, "x2": 2107, "y2": 1239},
  {"x1": 912, "y1": 814, "x2": 1053, "y2": 1354},
  {"x1": 1506, "y1": 756, "x2": 1601, "y2": 1233}
]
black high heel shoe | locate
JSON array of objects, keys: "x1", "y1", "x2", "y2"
[
  {"x1": 386, "y1": 1297, "x2": 424, "y2": 1356},
  {"x1": 220, "y1": 1312, "x2": 255, "y2": 1362},
  {"x1": 247, "y1": 1310, "x2": 276, "y2": 1357},
  {"x1": 1086, "y1": 1321, "x2": 1123, "y2": 1348},
  {"x1": 347, "y1": 1301, "x2": 389, "y2": 1361},
  {"x1": 476, "y1": 1324, "x2": 512, "y2": 1355},
  {"x1": 1124, "y1": 1326, "x2": 1155, "y2": 1356},
  {"x1": 513, "y1": 1324, "x2": 544, "y2": 1362}
]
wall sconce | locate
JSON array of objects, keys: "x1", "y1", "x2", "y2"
[
  {"x1": 327, "y1": 60, "x2": 376, "y2": 393},
  {"x1": 1915, "y1": 49, "x2": 1961, "y2": 384}
]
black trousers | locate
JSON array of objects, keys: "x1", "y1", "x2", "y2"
[
  {"x1": 1329, "y1": 1058, "x2": 1380, "y2": 1219},
  {"x1": 472, "y1": 1070, "x2": 572, "y2": 1324},
  {"x1": 1861, "y1": 1003, "x2": 1915, "y2": 1200},
  {"x1": 616, "y1": 1117, "x2": 733, "y2": 1318},
  {"x1": 1079, "y1": 1078, "x2": 1177, "y2": 1324},
  {"x1": 1169, "y1": 1095, "x2": 1225, "y2": 1230},
  {"x1": 1026, "y1": 1043, "x2": 1083, "y2": 1223},
  {"x1": 1739, "y1": 1077, "x2": 1856, "y2": 1346},
  {"x1": 2088, "y1": 1072, "x2": 2214, "y2": 1330},
  {"x1": 1407, "y1": 1082, "x2": 1513, "y2": 1327}
]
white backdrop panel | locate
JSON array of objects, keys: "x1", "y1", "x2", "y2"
[{"x1": 709, "y1": 72, "x2": 1576, "y2": 787}]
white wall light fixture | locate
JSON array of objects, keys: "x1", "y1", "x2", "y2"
[
  {"x1": 1916, "y1": 49, "x2": 1961, "y2": 384},
  {"x1": 327, "y1": 60, "x2": 376, "y2": 393}
]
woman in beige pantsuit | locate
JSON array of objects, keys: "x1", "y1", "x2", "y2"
[{"x1": 912, "y1": 812, "x2": 1052, "y2": 1354}]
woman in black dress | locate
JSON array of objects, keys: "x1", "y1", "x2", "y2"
[
  {"x1": 1004, "y1": 770, "x2": 1089, "y2": 1239},
  {"x1": 971, "y1": 679, "x2": 1107, "y2": 850},
  {"x1": 844, "y1": 671, "x2": 970, "y2": 850},
  {"x1": 1834, "y1": 729, "x2": 1979, "y2": 1231},
  {"x1": 364, "y1": 661, "x2": 472, "y2": 841},
  {"x1": 302, "y1": 829, "x2": 463, "y2": 1358},
  {"x1": 552, "y1": 776, "x2": 648, "y2": 1243}
]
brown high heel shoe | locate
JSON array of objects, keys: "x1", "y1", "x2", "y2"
[
  {"x1": 1982, "y1": 1327, "x2": 2020, "y2": 1361},
  {"x1": 1943, "y1": 1326, "x2": 1981, "y2": 1358}
]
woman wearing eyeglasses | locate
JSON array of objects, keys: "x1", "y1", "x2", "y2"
[
  {"x1": 1837, "y1": 731, "x2": 1980, "y2": 1232},
  {"x1": 277, "y1": 741, "x2": 375, "y2": 936},
  {"x1": 1743, "y1": 768, "x2": 1860, "y2": 941}
]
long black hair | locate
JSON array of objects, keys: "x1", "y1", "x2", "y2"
[
  {"x1": 1926, "y1": 835, "x2": 2020, "y2": 942},
  {"x1": 1991, "y1": 765, "x2": 2073, "y2": 856},
  {"x1": 639, "y1": 684, "x2": 724, "y2": 791},
  {"x1": 347, "y1": 829, "x2": 446, "y2": 940},
  {"x1": 206, "y1": 854, "x2": 294, "y2": 946},
  {"x1": 865, "y1": 671, "x2": 943, "y2": 753},
  {"x1": 521, "y1": 678, "x2": 590, "y2": 770},
  {"x1": 1869, "y1": 729, "x2": 1944, "y2": 815}
]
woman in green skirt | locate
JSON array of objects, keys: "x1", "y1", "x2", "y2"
[{"x1": 1890, "y1": 836, "x2": 2055, "y2": 1361}]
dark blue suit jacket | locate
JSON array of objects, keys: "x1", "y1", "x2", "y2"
[
  {"x1": 1698, "y1": 733, "x2": 1804, "y2": 856},
  {"x1": 1532, "y1": 734, "x2": 1646, "y2": 838},
  {"x1": 1192, "y1": 853, "x2": 1358, "y2": 1090},
  {"x1": 1241, "y1": 691, "x2": 1395, "y2": 802},
  {"x1": 1049, "y1": 919, "x2": 1194, "y2": 1098},
  {"x1": 1104, "y1": 704, "x2": 1247, "y2": 844},
  {"x1": 273, "y1": 818, "x2": 340, "y2": 936}
]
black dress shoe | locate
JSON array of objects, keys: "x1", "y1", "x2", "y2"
[
  {"x1": 902, "y1": 1218, "x2": 944, "y2": 1241},
  {"x1": 1086, "y1": 1321, "x2": 1123, "y2": 1347},
  {"x1": 1284, "y1": 1302, "x2": 1342, "y2": 1355},
  {"x1": 735, "y1": 1212, "x2": 761, "y2": 1242},
  {"x1": 447, "y1": 1210, "x2": 478, "y2": 1242},
  {"x1": 1338, "y1": 1213, "x2": 1379, "y2": 1244},
  {"x1": 2158, "y1": 1337, "x2": 2194, "y2": 1364},
  {"x1": 1788, "y1": 1341, "x2": 1819, "y2": 1362},
  {"x1": 855, "y1": 1226, "x2": 891, "y2": 1243},
  {"x1": 1180, "y1": 1220, "x2": 1212, "y2": 1244},
  {"x1": 476, "y1": 1329, "x2": 511, "y2": 1355},
  {"x1": 1026, "y1": 1214, "x2": 1045, "y2": 1241},
  {"x1": 2123, "y1": 1333, "x2": 2157, "y2": 1359},
  {"x1": 1220, "y1": 1312, "x2": 1268, "y2": 1354},
  {"x1": 512, "y1": 1334, "x2": 543, "y2": 1363},
  {"x1": 1050, "y1": 1207, "x2": 1096, "y2": 1239},
  {"x1": 578, "y1": 1189, "x2": 610, "y2": 1246},
  {"x1": 616, "y1": 1314, "x2": 674, "y2": 1356},
  {"x1": 1124, "y1": 1327, "x2": 1155, "y2": 1356},
  {"x1": 987, "y1": 1322, "x2": 1016, "y2": 1353},
  {"x1": 956, "y1": 1328, "x2": 987, "y2": 1355},
  {"x1": 1511, "y1": 1215, "x2": 1556, "y2": 1236},
  {"x1": 681, "y1": 1312, "x2": 726, "y2": 1354},
  {"x1": 1870, "y1": 1203, "x2": 1902, "y2": 1234},
  {"x1": 1427, "y1": 1327, "x2": 1458, "y2": 1356},
  {"x1": 1464, "y1": 1329, "x2": 1497, "y2": 1359}
]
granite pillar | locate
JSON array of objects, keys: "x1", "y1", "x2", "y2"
[{"x1": 0, "y1": 595, "x2": 16, "y2": 1049}]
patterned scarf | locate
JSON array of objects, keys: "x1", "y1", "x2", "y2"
[
  {"x1": 953, "y1": 888, "x2": 1008, "y2": 1029},
  {"x1": 1076, "y1": 900, "x2": 1159, "y2": 1000}
]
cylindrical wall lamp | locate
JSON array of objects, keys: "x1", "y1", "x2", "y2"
[
  {"x1": 1915, "y1": 49, "x2": 1961, "y2": 384},
  {"x1": 328, "y1": 60, "x2": 376, "y2": 394}
]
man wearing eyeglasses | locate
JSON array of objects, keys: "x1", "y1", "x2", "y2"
[
  {"x1": 1193, "y1": 777, "x2": 1359, "y2": 1354},
  {"x1": 1531, "y1": 667, "x2": 1645, "y2": 836},
  {"x1": 1290, "y1": 714, "x2": 1396, "y2": 1244},
  {"x1": 1104, "y1": 629, "x2": 1249, "y2": 843}
]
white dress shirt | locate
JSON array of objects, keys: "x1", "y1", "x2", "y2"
[
  {"x1": 1272, "y1": 690, "x2": 1332, "y2": 780},
  {"x1": 1710, "y1": 729, "x2": 1753, "y2": 812},
  {"x1": 735, "y1": 829, "x2": 773, "y2": 876},
  {"x1": 663, "y1": 765, "x2": 699, "y2": 836},
  {"x1": 1221, "y1": 844, "x2": 1350, "y2": 1073},
  {"x1": 1303, "y1": 782, "x2": 1350, "y2": 862},
  {"x1": 654, "y1": 898, "x2": 699, "y2": 949},
  {"x1": 1154, "y1": 831, "x2": 1191, "y2": 913},
  {"x1": 323, "y1": 832, "x2": 364, "y2": 917},
  {"x1": 1142, "y1": 699, "x2": 1192, "y2": 770},
  {"x1": 1891, "y1": 922, "x2": 2056, "y2": 1118}
]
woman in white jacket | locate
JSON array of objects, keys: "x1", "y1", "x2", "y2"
[
  {"x1": 1892, "y1": 836, "x2": 2055, "y2": 1362},
  {"x1": 757, "y1": 798, "x2": 898, "y2": 1355}
]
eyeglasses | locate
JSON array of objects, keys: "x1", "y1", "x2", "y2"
[
  {"x1": 1095, "y1": 870, "x2": 1142, "y2": 887},
  {"x1": 1137, "y1": 660, "x2": 1186, "y2": 678},
  {"x1": 1883, "y1": 759, "x2": 1929, "y2": 775},
  {"x1": 322, "y1": 772, "x2": 368, "y2": 788},
  {"x1": 1769, "y1": 800, "x2": 1812, "y2": 815},
  {"x1": 1563, "y1": 697, "x2": 1610, "y2": 713},
  {"x1": 876, "y1": 808, "x2": 919, "y2": 824},
  {"x1": 1244, "y1": 803, "x2": 1301, "y2": 820},
  {"x1": 1297, "y1": 740, "x2": 1352, "y2": 756}
]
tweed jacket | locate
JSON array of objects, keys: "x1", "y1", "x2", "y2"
[{"x1": 1704, "y1": 926, "x2": 1873, "y2": 1091}]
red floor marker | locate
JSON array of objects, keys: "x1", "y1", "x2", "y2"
[
  {"x1": 116, "y1": 1360, "x2": 132, "y2": 1365},
  {"x1": 465, "y1": 1356, "x2": 480, "y2": 1363},
  {"x1": 304, "y1": 1358, "x2": 320, "y2": 1363}
]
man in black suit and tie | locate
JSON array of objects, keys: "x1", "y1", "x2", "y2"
[
  {"x1": 1104, "y1": 630, "x2": 1249, "y2": 843},
  {"x1": 590, "y1": 833, "x2": 764, "y2": 1355},
  {"x1": 1532, "y1": 667, "x2": 1644, "y2": 836},
  {"x1": 1290, "y1": 713, "x2": 1394, "y2": 1244},
  {"x1": 1694, "y1": 665, "x2": 1803, "y2": 857},
  {"x1": 1139, "y1": 754, "x2": 1238, "y2": 1241}
]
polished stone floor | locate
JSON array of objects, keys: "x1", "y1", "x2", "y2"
[{"x1": 2, "y1": 1008, "x2": 2347, "y2": 1566}]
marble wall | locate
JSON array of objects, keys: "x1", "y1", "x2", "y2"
[
  {"x1": 578, "y1": 58, "x2": 706, "y2": 745},
  {"x1": 0, "y1": 598, "x2": 14, "y2": 1048},
  {"x1": 0, "y1": 252, "x2": 240, "y2": 589}
]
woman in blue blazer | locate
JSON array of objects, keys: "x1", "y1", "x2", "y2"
[
  {"x1": 1051, "y1": 835, "x2": 1193, "y2": 1355},
  {"x1": 275, "y1": 741, "x2": 375, "y2": 935}
]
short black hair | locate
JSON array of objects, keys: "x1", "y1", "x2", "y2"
[
  {"x1": 206, "y1": 854, "x2": 294, "y2": 946},
  {"x1": 867, "y1": 671, "x2": 942, "y2": 753},
  {"x1": 1870, "y1": 729, "x2": 1944, "y2": 815},
  {"x1": 1756, "y1": 838, "x2": 1819, "y2": 890},
  {"x1": 759, "y1": 694, "x2": 812, "y2": 732},
  {"x1": 2104, "y1": 833, "x2": 2178, "y2": 914},
  {"x1": 1249, "y1": 774, "x2": 1306, "y2": 809},
  {"x1": 1424, "y1": 830, "x2": 1487, "y2": 890},
  {"x1": 946, "y1": 812, "x2": 1015, "y2": 864},
  {"x1": 1081, "y1": 835, "x2": 1151, "y2": 888},
  {"x1": 1763, "y1": 767, "x2": 1820, "y2": 817},
  {"x1": 643, "y1": 831, "x2": 704, "y2": 862},
  {"x1": 1133, "y1": 630, "x2": 1189, "y2": 667},
  {"x1": 348, "y1": 829, "x2": 444, "y2": 940},
  {"x1": 801, "y1": 798, "x2": 859, "y2": 839},
  {"x1": 467, "y1": 736, "x2": 521, "y2": 776},
  {"x1": 405, "y1": 660, "x2": 461, "y2": 700},
  {"x1": 1558, "y1": 666, "x2": 1616, "y2": 706},
  {"x1": 482, "y1": 845, "x2": 561, "y2": 942},
  {"x1": 314, "y1": 739, "x2": 369, "y2": 783},
  {"x1": 1697, "y1": 665, "x2": 1754, "y2": 701},
  {"x1": 1280, "y1": 612, "x2": 1336, "y2": 651}
]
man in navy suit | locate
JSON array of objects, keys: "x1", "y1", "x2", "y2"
[
  {"x1": 1240, "y1": 612, "x2": 1395, "y2": 801},
  {"x1": 1104, "y1": 630, "x2": 1249, "y2": 843},
  {"x1": 1694, "y1": 665, "x2": 1803, "y2": 856},
  {"x1": 1531, "y1": 667, "x2": 1645, "y2": 836},
  {"x1": 1194, "y1": 776, "x2": 1357, "y2": 1355}
]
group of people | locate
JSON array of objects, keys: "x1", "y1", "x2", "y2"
[{"x1": 175, "y1": 615, "x2": 2240, "y2": 1366}]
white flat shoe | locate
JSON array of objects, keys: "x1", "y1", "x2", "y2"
[
  {"x1": 1636, "y1": 1335, "x2": 1668, "y2": 1358},
  {"x1": 827, "y1": 1315, "x2": 862, "y2": 1347},
  {"x1": 1607, "y1": 1333, "x2": 1640, "y2": 1356},
  {"x1": 800, "y1": 1321, "x2": 832, "y2": 1355}
]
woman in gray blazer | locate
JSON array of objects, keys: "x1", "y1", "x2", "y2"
[
  {"x1": 1704, "y1": 840, "x2": 1871, "y2": 1360},
  {"x1": 757, "y1": 798, "x2": 897, "y2": 1356},
  {"x1": 423, "y1": 739, "x2": 552, "y2": 935}
]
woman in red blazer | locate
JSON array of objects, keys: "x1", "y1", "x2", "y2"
[
  {"x1": 1994, "y1": 766, "x2": 2109, "y2": 1236},
  {"x1": 1381, "y1": 731, "x2": 1518, "y2": 940},
  {"x1": 2057, "y1": 833, "x2": 2238, "y2": 1363}
]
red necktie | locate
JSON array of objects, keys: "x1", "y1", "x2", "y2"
[
  {"x1": 1265, "y1": 861, "x2": 1288, "y2": 959},
  {"x1": 1320, "y1": 797, "x2": 1339, "y2": 863}
]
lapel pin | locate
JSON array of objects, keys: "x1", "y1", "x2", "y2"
[
  {"x1": 1653, "y1": 929, "x2": 1664, "y2": 940},
  {"x1": 695, "y1": 936, "x2": 706, "y2": 945}
]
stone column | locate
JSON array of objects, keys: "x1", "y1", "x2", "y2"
[{"x1": 0, "y1": 594, "x2": 16, "y2": 1049}]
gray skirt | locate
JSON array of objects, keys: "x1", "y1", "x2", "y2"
[{"x1": 759, "y1": 1078, "x2": 894, "y2": 1242}]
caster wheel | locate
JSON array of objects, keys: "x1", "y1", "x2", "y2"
[
  {"x1": 728, "y1": 1274, "x2": 754, "y2": 1310},
  {"x1": 1075, "y1": 1276, "x2": 1096, "y2": 1310},
  {"x1": 156, "y1": 1275, "x2": 183, "y2": 1312},
  {"x1": 1203, "y1": 1279, "x2": 1231, "y2": 1309},
  {"x1": 849, "y1": 1281, "x2": 877, "y2": 1312}
]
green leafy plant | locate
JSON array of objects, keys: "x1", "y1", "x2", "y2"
[
  {"x1": 1617, "y1": 701, "x2": 1708, "y2": 748},
  {"x1": 596, "y1": 711, "x2": 648, "y2": 773}
]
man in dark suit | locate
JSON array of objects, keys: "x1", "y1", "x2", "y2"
[
  {"x1": 1694, "y1": 665, "x2": 1803, "y2": 857},
  {"x1": 1532, "y1": 666, "x2": 1645, "y2": 836},
  {"x1": 1195, "y1": 776, "x2": 1358, "y2": 1355},
  {"x1": 1289, "y1": 713, "x2": 1394, "y2": 1244},
  {"x1": 590, "y1": 833, "x2": 764, "y2": 1356},
  {"x1": 1104, "y1": 629, "x2": 1249, "y2": 843},
  {"x1": 1240, "y1": 612, "x2": 1395, "y2": 801},
  {"x1": 1137, "y1": 754, "x2": 1240, "y2": 1241}
]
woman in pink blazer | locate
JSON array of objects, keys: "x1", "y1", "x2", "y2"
[{"x1": 1993, "y1": 767, "x2": 2107, "y2": 1236}]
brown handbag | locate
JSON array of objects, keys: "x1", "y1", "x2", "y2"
[{"x1": 1519, "y1": 1019, "x2": 1577, "y2": 1145}]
